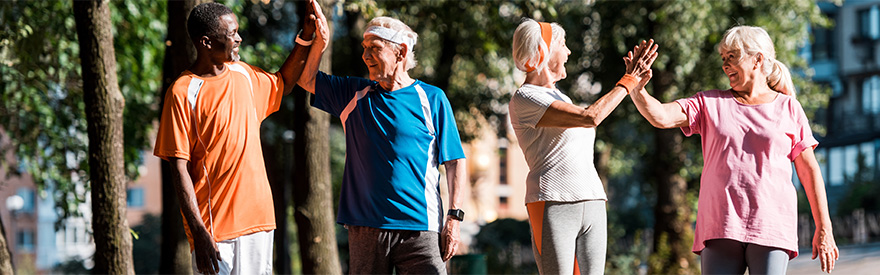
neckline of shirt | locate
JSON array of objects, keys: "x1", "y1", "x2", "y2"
[
  {"x1": 726, "y1": 89, "x2": 783, "y2": 107},
  {"x1": 521, "y1": 83, "x2": 557, "y2": 92},
  {"x1": 373, "y1": 79, "x2": 421, "y2": 93},
  {"x1": 186, "y1": 62, "x2": 236, "y2": 81}
]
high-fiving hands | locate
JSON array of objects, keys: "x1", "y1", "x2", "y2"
[
  {"x1": 623, "y1": 39, "x2": 659, "y2": 91},
  {"x1": 309, "y1": 0, "x2": 330, "y2": 53}
]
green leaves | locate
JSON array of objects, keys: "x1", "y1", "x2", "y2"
[{"x1": 0, "y1": 0, "x2": 166, "y2": 222}]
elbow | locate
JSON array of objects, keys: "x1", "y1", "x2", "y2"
[
  {"x1": 646, "y1": 116, "x2": 677, "y2": 129},
  {"x1": 584, "y1": 117, "x2": 600, "y2": 128}
]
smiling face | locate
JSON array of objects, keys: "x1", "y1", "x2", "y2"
[
  {"x1": 211, "y1": 13, "x2": 242, "y2": 62},
  {"x1": 361, "y1": 36, "x2": 402, "y2": 82},
  {"x1": 546, "y1": 39, "x2": 571, "y2": 82},
  {"x1": 720, "y1": 49, "x2": 756, "y2": 92}
]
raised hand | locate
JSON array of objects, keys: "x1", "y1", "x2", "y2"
[
  {"x1": 311, "y1": 0, "x2": 330, "y2": 52},
  {"x1": 624, "y1": 39, "x2": 659, "y2": 90},
  {"x1": 302, "y1": 0, "x2": 317, "y2": 38}
]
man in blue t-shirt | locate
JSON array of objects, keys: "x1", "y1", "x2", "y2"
[{"x1": 298, "y1": 12, "x2": 467, "y2": 274}]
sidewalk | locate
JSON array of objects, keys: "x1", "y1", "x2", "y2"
[{"x1": 788, "y1": 242, "x2": 880, "y2": 274}]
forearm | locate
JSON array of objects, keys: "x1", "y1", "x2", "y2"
[
  {"x1": 630, "y1": 88, "x2": 686, "y2": 129},
  {"x1": 582, "y1": 85, "x2": 629, "y2": 127},
  {"x1": 278, "y1": 43, "x2": 311, "y2": 96},
  {"x1": 296, "y1": 46, "x2": 324, "y2": 94},
  {"x1": 795, "y1": 150, "x2": 833, "y2": 229},
  {"x1": 444, "y1": 158, "x2": 466, "y2": 210},
  {"x1": 535, "y1": 86, "x2": 628, "y2": 129},
  {"x1": 170, "y1": 158, "x2": 209, "y2": 234}
]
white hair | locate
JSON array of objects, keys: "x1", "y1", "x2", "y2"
[
  {"x1": 718, "y1": 25, "x2": 795, "y2": 96},
  {"x1": 365, "y1": 16, "x2": 418, "y2": 71},
  {"x1": 512, "y1": 18, "x2": 565, "y2": 73}
]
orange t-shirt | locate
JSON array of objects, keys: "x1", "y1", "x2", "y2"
[{"x1": 153, "y1": 61, "x2": 282, "y2": 248}]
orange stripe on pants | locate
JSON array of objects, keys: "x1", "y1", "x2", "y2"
[{"x1": 527, "y1": 201, "x2": 580, "y2": 275}]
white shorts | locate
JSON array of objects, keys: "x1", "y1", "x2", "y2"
[{"x1": 192, "y1": 230, "x2": 274, "y2": 275}]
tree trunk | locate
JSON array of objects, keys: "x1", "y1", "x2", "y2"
[
  {"x1": 292, "y1": 1, "x2": 341, "y2": 274},
  {"x1": 0, "y1": 215, "x2": 13, "y2": 274},
  {"x1": 73, "y1": 0, "x2": 134, "y2": 274},
  {"x1": 647, "y1": 71, "x2": 697, "y2": 275},
  {"x1": 158, "y1": 1, "x2": 209, "y2": 273}
]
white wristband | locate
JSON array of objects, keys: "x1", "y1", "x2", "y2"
[{"x1": 295, "y1": 30, "x2": 313, "y2": 46}]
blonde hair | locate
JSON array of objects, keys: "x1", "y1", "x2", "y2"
[
  {"x1": 365, "y1": 16, "x2": 418, "y2": 71},
  {"x1": 718, "y1": 25, "x2": 795, "y2": 96},
  {"x1": 512, "y1": 18, "x2": 565, "y2": 73}
]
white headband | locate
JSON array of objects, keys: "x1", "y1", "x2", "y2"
[{"x1": 363, "y1": 26, "x2": 416, "y2": 54}]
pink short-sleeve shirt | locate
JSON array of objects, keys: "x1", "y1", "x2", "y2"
[{"x1": 675, "y1": 89, "x2": 818, "y2": 260}]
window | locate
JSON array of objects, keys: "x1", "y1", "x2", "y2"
[
  {"x1": 859, "y1": 6, "x2": 880, "y2": 40},
  {"x1": 862, "y1": 76, "x2": 880, "y2": 114},
  {"x1": 15, "y1": 188, "x2": 35, "y2": 214},
  {"x1": 499, "y1": 196, "x2": 508, "y2": 206},
  {"x1": 127, "y1": 188, "x2": 144, "y2": 208},
  {"x1": 498, "y1": 147, "x2": 508, "y2": 185},
  {"x1": 828, "y1": 147, "x2": 844, "y2": 186},
  {"x1": 17, "y1": 230, "x2": 34, "y2": 252},
  {"x1": 845, "y1": 145, "x2": 859, "y2": 182},
  {"x1": 811, "y1": 23, "x2": 835, "y2": 60}
]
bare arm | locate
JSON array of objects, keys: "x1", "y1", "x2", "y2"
[
  {"x1": 277, "y1": 0, "x2": 317, "y2": 96},
  {"x1": 440, "y1": 158, "x2": 466, "y2": 261},
  {"x1": 629, "y1": 88, "x2": 689, "y2": 129},
  {"x1": 169, "y1": 157, "x2": 220, "y2": 274},
  {"x1": 535, "y1": 86, "x2": 629, "y2": 128},
  {"x1": 625, "y1": 40, "x2": 688, "y2": 129},
  {"x1": 793, "y1": 148, "x2": 839, "y2": 273},
  {"x1": 296, "y1": 0, "x2": 329, "y2": 94},
  {"x1": 536, "y1": 38, "x2": 658, "y2": 128}
]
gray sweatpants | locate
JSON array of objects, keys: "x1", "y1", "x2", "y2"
[
  {"x1": 527, "y1": 200, "x2": 607, "y2": 275},
  {"x1": 700, "y1": 238, "x2": 789, "y2": 275},
  {"x1": 346, "y1": 225, "x2": 447, "y2": 274}
]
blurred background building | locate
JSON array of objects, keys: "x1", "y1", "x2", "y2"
[{"x1": 810, "y1": 0, "x2": 880, "y2": 201}]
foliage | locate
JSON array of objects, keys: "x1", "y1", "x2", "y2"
[
  {"x1": 0, "y1": 0, "x2": 166, "y2": 222},
  {"x1": 837, "y1": 153, "x2": 880, "y2": 215},
  {"x1": 472, "y1": 218, "x2": 537, "y2": 274}
]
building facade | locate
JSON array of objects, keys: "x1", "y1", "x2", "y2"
[{"x1": 810, "y1": 1, "x2": 880, "y2": 201}]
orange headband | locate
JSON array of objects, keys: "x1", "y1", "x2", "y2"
[{"x1": 525, "y1": 22, "x2": 554, "y2": 72}]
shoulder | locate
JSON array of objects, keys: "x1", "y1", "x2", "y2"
[
  {"x1": 168, "y1": 73, "x2": 198, "y2": 97},
  {"x1": 777, "y1": 94, "x2": 807, "y2": 115},
  {"x1": 415, "y1": 81, "x2": 444, "y2": 95},
  {"x1": 696, "y1": 89, "x2": 728, "y2": 98}
]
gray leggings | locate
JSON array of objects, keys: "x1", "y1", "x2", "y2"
[
  {"x1": 527, "y1": 200, "x2": 607, "y2": 275},
  {"x1": 700, "y1": 238, "x2": 789, "y2": 275}
]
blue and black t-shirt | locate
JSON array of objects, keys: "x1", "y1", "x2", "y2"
[{"x1": 312, "y1": 71, "x2": 466, "y2": 232}]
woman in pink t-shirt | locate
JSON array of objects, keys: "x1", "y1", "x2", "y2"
[{"x1": 627, "y1": 26, "x2": 839, "y2": 274}]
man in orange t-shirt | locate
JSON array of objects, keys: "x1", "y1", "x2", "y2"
[{"x1": 153, "y1": 2, "x2": 320, "y2": 274}]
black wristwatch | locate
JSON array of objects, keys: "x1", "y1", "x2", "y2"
[{"x1": 447, "y1": 209, "x2": 465, "y2": 221}]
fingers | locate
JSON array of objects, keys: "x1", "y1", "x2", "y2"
[{"x1": 212, "y1": 249, "x2": 221, "y2": 274}]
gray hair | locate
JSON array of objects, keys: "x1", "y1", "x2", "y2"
[
  {"x1": 718, "y1": 25, "x2": 795, "y2": 96},
  {"x1": 365, "y1": 17, "x2": 418, "y2": 71},
  {"x1": 512, "y1": 19, "x2": 565, "y2": 73}
]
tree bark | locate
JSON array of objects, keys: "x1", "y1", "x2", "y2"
[
  {"x1": 0, "y1": 215, "x2": 13, "y2": 274},
  {"x1": 647, "y1": 70, "x2": 697, "y2": 275},
  {"x1": 73, "y1": 0, "x2": 134, "y2": 274},
  {"x1": 292, "y1": 1, "x2": 341, "y2": 274},
  {"x1": 158, "y1": 1, "x2": 209, "y2": 273}
]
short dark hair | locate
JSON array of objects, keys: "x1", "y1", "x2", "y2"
[{"x1": 187, "y1": 3, "x2": 234, "y2": 43}]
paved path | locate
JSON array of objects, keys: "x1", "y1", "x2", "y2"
[{"x1": 788, "y1": 242, "x2": 880, "y2": 274}]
